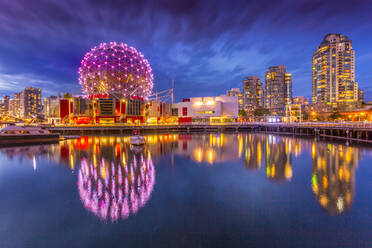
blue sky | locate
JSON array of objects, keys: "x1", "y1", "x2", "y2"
[{"x1": 0, "y1": 0, "x2": 371, "y2": 101}]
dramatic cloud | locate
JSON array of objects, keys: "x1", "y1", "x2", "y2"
[{"x1": 0, "y1": 0, "x2": 371, "y2": 100}]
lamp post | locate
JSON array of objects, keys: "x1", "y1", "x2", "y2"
[{"x1": 311, "y1": 111, "x2": 316, "y2": 121}]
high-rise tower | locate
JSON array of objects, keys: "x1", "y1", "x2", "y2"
[
  {"x1": 312, "y1": 34, "x2": 357, "y2": 110},
  {"x1": 242, "y1": 76, "x2": 264, "y2": 113},
  {"x1": 20, "y1": 87, "x2": 42, "y2": 118},
  {"x1": 264, "y1": 65, "x2": 292, "y2": 115}
]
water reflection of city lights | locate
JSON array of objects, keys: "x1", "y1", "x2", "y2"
[
  {"x1": 0, "y1": 133, "x2": 366, "y2": 218},
  {"x1": 311, "y1": 142, "x2": 358, "y2": 215}
]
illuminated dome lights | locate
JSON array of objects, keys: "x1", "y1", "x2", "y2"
[{"x1": 78, "y1": 42, "x2": 154, "y2": 98}]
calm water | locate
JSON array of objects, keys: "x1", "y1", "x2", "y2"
[{"x1": 1, "y1": 133, "x2": 372, "y2": 247}]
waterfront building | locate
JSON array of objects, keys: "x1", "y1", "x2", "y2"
[
  {"x1": 60, "y1": 94, "x2": 145, "y2": 124},
  {"x1": 44, "y1": 96, "x2": 60, "y2": 118},
  {"x1": 145, "y1": 100, "x2": 173, "y2": 124},
  {"x1": 285, "y1": 104, "x2": 302, "y2": 122},
  {"x1": 172, "y1": 95, "x2": 238, "y2": 123},
  {"x1": 226, "y1": 88, "x2": 243, "y2": 111},
  {"x1": 20, "y1": 87, "x2": 42, "y2": 118},
  {"x1": 312, "y1": 34, "x2": 357, "y2": 111},
  {"x1": 72, "y1": 96, "x2": 89, "y2": 116},
  {"x1": 242, "y1": 76, "x2": 264, "y2": 113},
  {"x1": 264, "y1": 65, "x2": 292, "y2": 115}
]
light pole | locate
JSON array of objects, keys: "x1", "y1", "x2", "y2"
[{"x1": 311, "y1": 111, "x2": 316, "y2": 121}]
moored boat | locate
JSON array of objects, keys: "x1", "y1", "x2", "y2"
[
  {"x1": 0, "y1": 125, "x2": 60, "y2": 145},
  {"x1": 130, "y1": 135, "x2": 146, "y2": 146}
]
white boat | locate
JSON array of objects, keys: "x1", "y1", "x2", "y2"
[
  {"x1": 130, "y1": 135, "x2": 145, "y2": 146},
  {"x1": 0, "y1": 124, "x2": 60, "y2": 146}
]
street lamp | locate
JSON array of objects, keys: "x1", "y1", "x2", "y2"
[{"x1": 311, "y1": 111, "x2": 316, "y2": 121}]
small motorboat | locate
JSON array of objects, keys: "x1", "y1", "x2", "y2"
[
  {"x1": 130, "y1": 129, "x2": 145, "y2": 146},
  {"x1": 130, "y1": 143, "x2": 145, "y2": 153},
  {"x1": 0, "y1": 124, "x2": 60, "y2": 146},
  {"x1": 130, "y1": 135, "x2": 145, "y2": 146}
]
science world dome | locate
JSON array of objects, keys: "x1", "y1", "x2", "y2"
[{"x1": 78, "y1": 42, "x2": 154, "y2": 98}]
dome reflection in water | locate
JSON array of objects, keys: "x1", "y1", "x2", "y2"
[{"x1": 76, "y1": 140, "x2": 155, "y2": 222}]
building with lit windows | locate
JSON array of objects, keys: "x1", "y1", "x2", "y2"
[
  {"x1": 3, "y1": 95, "x2": 10, "y2": 114},
  {"x1": 12, "y1": 93, "x2": 21, "y2": 118},
  {"x1": 264, "y1": 65, "x2": 292, "y2": 115},
  {"x1": 293, "y1": 96, "x2": 309, "y2": 106},
  {"x1": 242, "y1": 76, "x2": 264, "y2": 113},
  {"x1": 226, "y1": 88, "x2": 243, "y2": 111},
  {"x1": 144, "y1": 101, "x2": 173, "y2": 124},
  {"x1": 172, "y1": 95, "x2": 239, "y2": 123},
  {"x1": 59, "y1": 94, "x2": 145, "y2": 124},
  {"x1": 8, "y1": 99, "x2": 14, "y2": 117},
  {"x1": 285, "y1": 104, "x2": 302, "y2": 122},
  {"x1": 44, "y1": 96, "x2": 60, "y2": 118},
  {"x1": 20, "y1": 87, "x2": 42, "y2": 118},
  {"x1": 312, "y1": 34, "x2": 358, "y2": 111}
]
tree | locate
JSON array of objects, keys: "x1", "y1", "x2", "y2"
[
  {"x1": 328, "y1": 111, "x2": 342, "y2": 121},
  {"x1": 302, "y1": 111, "x2": 310, "y2": 121},
  {"x1": 254, "y1": 108, "x2": 270, "y2": 117},
  {"x1": 63, "y1": 93, "x2": 72, "y2": 99},
  {"x1": 239, "y1": 109, "x2": 247, "y2": 117}
]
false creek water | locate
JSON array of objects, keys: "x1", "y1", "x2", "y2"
[{"x1": 1, "y1": 133, "x2": 372, "y2": 247}]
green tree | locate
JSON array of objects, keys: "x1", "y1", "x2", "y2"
[
  {"x1": 254, "y1": 108, "x2": 270, "y2": 117},
  {"x1": 328, "y1": 111, "x2": 342, "y2": 121},
  {"x1": 239, "y1": 109, "x2": 247, "y2": 117},
  {"x1": 63, "y1": 93, "x2": 72, "y2": 99}
]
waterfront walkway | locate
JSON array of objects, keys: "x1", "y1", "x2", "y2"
[{"x1": 48, "y1": 122, "x2": 372, "y2": 144}]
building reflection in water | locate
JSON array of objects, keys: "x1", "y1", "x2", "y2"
[
  {"x1": 0, "y1": 133, "x2": 366, "y2": 217},
  {"x1": 242, "y1": 134, "x2": 307, "y2": 181},
  {"x1": 175, "y1": 133, "x2": 240, "y2": 164},
  {"x1": 311, "y1": 142, "x2": 359, "y2": 215},
  {"x1": 264, "y1": 136, "x2": 293, "y2": 181},
  {"x1": 0, "y1": 143, "x2": 61, "y2": 170}
]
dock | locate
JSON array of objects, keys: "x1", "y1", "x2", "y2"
[{"x1": 47, "y1": 122, "x2": 372, "y2": 144}]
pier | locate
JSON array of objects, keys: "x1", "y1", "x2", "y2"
[{"x1": 48, "y1": 122, "x2": 372, "y2": 144}]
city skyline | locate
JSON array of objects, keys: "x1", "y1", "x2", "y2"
[{"x1": 0, "y1": 0, "x2": 371, "y2": 101}]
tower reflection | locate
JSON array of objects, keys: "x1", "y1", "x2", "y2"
[
  {"x1": 264, "y1": 136, "x2": 293, "y2": 181},
  {"x1": 311, "y1": 142, "x2": 359, "y2": 215}
]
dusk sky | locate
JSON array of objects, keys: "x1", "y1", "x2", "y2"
[{"x1": 0, "y1": 0, "x2": 371, "y2": 101}]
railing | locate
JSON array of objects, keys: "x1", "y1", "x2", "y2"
[{"x1": 253, "y1": 122, "x2": 372, "y2": 129}]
